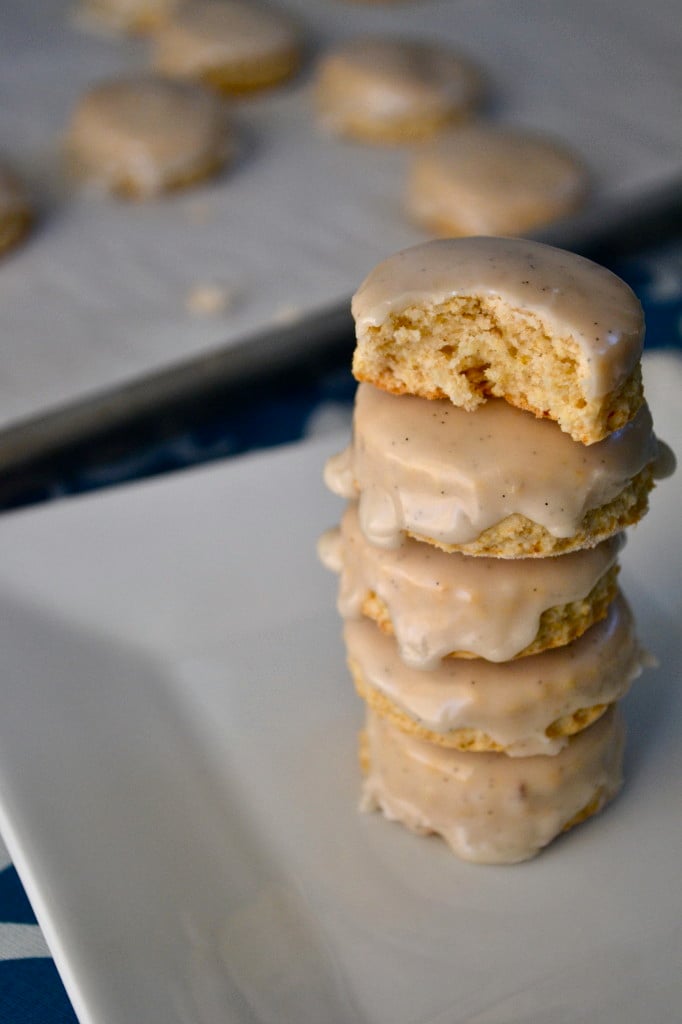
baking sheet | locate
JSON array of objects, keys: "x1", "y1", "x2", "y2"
[{"x1": 0, "y1": 0, "x2": 680, "y2": 452}]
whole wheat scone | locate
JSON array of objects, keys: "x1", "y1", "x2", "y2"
[
  {"x1": 314, "y1": 37, "x2": 484, "y2": 145},
  {"x1": 406, "y1": 124, "x2": 588, "y2": 237},
  {"x1": 65, "y1": 76, "x2": 230, "y2": 199},
  {"x1": 325, "y1": 385, "x2": 664, "y2": 557},
  {"x1": 360, "y1": 706, "x2": 625, "y2": 864},
  {"x1": 318, "y1": 504, "x2": 622, "y2": 668},
  {"x1": 405, "y1": 466, "x2": 653, "y2": 557},
  {"x1": 361, "y1": 562, "x2": 619, "y2": 660},
  {"x1": 153, "y1": 0, "x2": 301, "y2": 95},
  {"x1": 351, "y1": 237, "x2": 645, "y2": 444},
  {"x1": 356, "y1": 672, "x2": 608, "y2": 753},
  {"x1": 346, "y1": 595, "x2": 644, "y2": 756}
]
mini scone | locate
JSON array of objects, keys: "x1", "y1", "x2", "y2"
[
  {"x1": 347, "y1": 594, "x2": 645, "y2": 756},
  {"x1": 65, "y1": 76, "x2": 230, "y2": 198},
  {"x1": 318, "y1": 505, "x2": 622, "y2": 668},
  {"x1": 325, "y1": 385, "x2": 669, "y2": 556},
  {"x1": 351, "y1": 237, "x2": 645, "y2": 444},
  {"x1": 79, "y1": 0, "x2": 180, "y2": 33},
  {"x1": 360, "y1": 705, "x2": 625, "y2": 864},
  {"x1": 314, "y1": 38, "x2": 483, "y2": 144},
  {"x1": 406, "y1": 125, "x2": 588, "y2": 236},
  {"x1": 0, "y1": 165, "x2": 32, "y2": 256},
  {"x1": 152, "y1": 0, "x2": 301, "y2": 95}
]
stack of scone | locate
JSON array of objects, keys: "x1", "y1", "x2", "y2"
[{"x1": 320, "y1": 236, "x2": 674, "y2": 864}]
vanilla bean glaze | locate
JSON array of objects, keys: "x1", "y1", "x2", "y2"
[
  {"x1": 325, "y1": 385, "x2": 660, "y2": 550},
  {"x1": 346, "y1": 595, "x2": 644, "y2": 756},
  {"x1": 319, "y1": 505, "x2": 622, "y2": 667},
  {"x1": 362, "y1": 706, "x2": 625, "y2": 864}
]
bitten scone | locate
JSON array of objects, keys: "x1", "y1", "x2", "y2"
[
  {"x1": 361, "y1": 706, "x2": 625, "y2": 864},
  {"x1": 153, "y1": 0, "x2": 301, "y2": 95},
  {"x1": 65, "y1": 76, "x2": 230, "y2": 198},
  {"x1": 406, "y1": 125, "x2": 588, "y2": 236},
  {"x1": 319, "y1": 506, "x2": 622, "y2": 667},
  {"x1": 325, "y1": 384, "x2": 666, "y2": 556},
  {"x1": 314, "y1": 38, "x2": 484, "y2": 144},
  {"x1": 0, "y1": 165, "x2": 32, "y2": 256},
  {"x1": 79, "y1": 0, "x2": 180, "y2": 33},
  {"x1": 347, "y1": 595, "x2": 645, "y2": 756},
  {"x1": 351, "y1": 237, "x2": 645, "y2": 444}
]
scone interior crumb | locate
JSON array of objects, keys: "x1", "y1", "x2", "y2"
[{"x1": 353, "y1": 295, "x2": 643, "y2": 443}]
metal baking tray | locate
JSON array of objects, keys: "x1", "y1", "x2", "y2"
[{"x1": 0, "y1": 0, "x2": 680, "y2": 467}]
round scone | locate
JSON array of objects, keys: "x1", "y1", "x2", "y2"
[
  {"x1": 406, "y1": 125, "x2": 588, "y2": 236},
  {"x1": 347, "y1": 594, "x2": 645, "y2": 756},
  {"x1": 318, "y1": 505, "x2": 622, "y2": 668},
  {"x1": 65, "y1": 76, "x2": 230, "y2": 198},
  {"x1": 152, "y1": 0, "x2": 301, "y2": 95},
  {"x1": 0, "y1": 165, "x2": 32, "y2": 256},
  {"x1": 360, "y1": 705, "x2": 625, "y2": 864},
  {"x1": 79, "y1": 0, "x2": 180, "y2": 33},
  {"x1": 314, "y1": 38, "x2": 483, "y2": 144},
  {"x1": 351, "y1": 237, "x2": 645, "y2": 444},
  {"x1": 324, "y1": 384, "x2": 668, "y2": 556}
]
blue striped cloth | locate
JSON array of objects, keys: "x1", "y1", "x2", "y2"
[{"x1": 1, "y1": 239, "x2": 681, "y2": 1022}]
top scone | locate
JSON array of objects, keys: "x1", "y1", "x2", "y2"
[{"x1": 351, "y1": 237, "x2": 645, "y2": 444}]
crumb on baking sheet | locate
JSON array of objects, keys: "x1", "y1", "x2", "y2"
[
  {"x1": 185, "y1": 280, "x2": 240, "y2": 316},
  {"x1": 272, "y1": 302, "x2": 302, "y2": 325}
]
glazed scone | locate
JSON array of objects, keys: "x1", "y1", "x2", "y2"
[
  {"x1": 65, "y1": 76, "x2": 230, "y2": 198},
  {"x1": 318, "y1": 505, "x2": 622, "y2": 667},
  {"x1": 351, "y1": 237, "x2": 645, "y2": 444},
  {"x1": 325, "y1": 385, "x2": 667, "y2": 556},
  {"x1": 79, "y1": 0, "x2": 180, "y2": 33},
  {"x1": 361, "y1": 706, "x2": 625, "y2": 864},
  {"x1": 347, "y1": 595, "x2": 645, "y2": 756},
  {"x1": 314, "y1": 37, "x2": 483, "y2": 144},
  {"x1": 0, "y1": 165, "x2": 32, "y2": 256},
  {"x1": 153, "y1": 0, "x2": 301, "y2": 95},
  {"x1": 407, "y1": 125, "x2": 588, "y2": 236}
]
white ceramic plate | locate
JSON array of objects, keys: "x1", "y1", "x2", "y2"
[
  {"x1": 1, "y1": 0, "x2": 681, "y2": 452},
  {"x1": 0, "y1": 353, "x2": 680, "y2": 1024}
]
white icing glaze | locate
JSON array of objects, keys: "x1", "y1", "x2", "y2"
[
  {"x1": 66, "y1": 76, "x2": 229, "y2": 196},
  {"x1": 327, "y1": 504, "x2": 621, "y2": 667},
  {"x1": 351, "y1": 237, "x2": 644, "y2": 399},
  {"x1": 315, "y1": 38, "x2": 482, "y2": 131},
  {"x1": 347, "y1": 595, "x2": 643, "y2": 756},
  {"x1": 153, "y1": 0, "x2": 299, "y2": 76},
  {"x1": 317, "y1": 526, "x2": 343, "y2": 573},
  {"x1": 362, "y1": 705, "x2": 625, "y2": 863},
  {"x1": 325, "y1": 385, "x2": 658, "y2": 549},
  {"x1": 407, "y1": 125, "x2": 588, "y2": 235}
]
